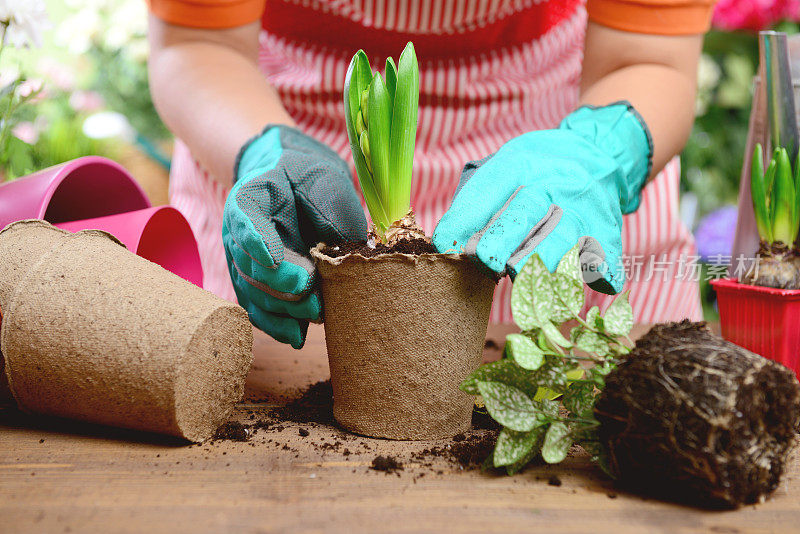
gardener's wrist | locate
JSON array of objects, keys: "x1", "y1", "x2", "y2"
[
  {"x1": 234, "y1": 124, "x2": 303, "y2": 183},
  {"x1": 559, "y1": 101, "x2": 653, "y2": 214}
]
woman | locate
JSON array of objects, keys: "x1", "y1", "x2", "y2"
[{"x1": 147, "y1": 0, "x2": 712, "y2": 348}]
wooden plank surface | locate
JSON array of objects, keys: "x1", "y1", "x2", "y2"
[{"x1": 1, "y1": 324, "x2": 799, "y2": 534}]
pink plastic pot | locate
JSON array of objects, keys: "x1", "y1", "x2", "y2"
[
  {"x1": 0, "y1": 156, "x2": 150, "y2": 230},
  {"x1": 711, "y1": 278, "x2": 800, "y2": 377},
  {"x1": 55, "y1": 207, "x2": 203, "y2": 287}
]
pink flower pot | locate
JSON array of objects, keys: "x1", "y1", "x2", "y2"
[
  {"x1": 55, "y1": 207, "x2": 203, "y2": 287},
  {"x1": 0, "y1": 156, "x2": 150, "y2": 230}
]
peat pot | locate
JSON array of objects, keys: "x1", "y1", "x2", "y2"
[
  {"x1": 311, "y1": 245, "x2": 496, "y2": 440},
  {"x1": 711, "y1": 278, "x2": 800, "y2": 377},
  {"x1": 0, "y1": 220, "x2": 253, "y2": 441}
]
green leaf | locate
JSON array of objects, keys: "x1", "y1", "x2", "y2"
[
  {"x1": 385, "y1": 57, "x2": 397, "y2": 107},
  {"x1": 585, "y1": 306, "x2": 602, "y2": 331},
  {"x1": 541, "y1": 321, "x2": 572, "y2": 349},
  {"x1": 562, "y1": 382, "x2": 596, "y2": 418},
  {"x1": 511, "y1": 255, "x2": 538, "y2": 330},
  {"x1": 553, "y1": 244, "x2": 585, "y2": 323},
  {"x1": 575, "y1": 329, "x2": 609, "y2": 357},
  {"x1": 367, "y1": 73, "x2": 392, "y2": 207},
  {"x1": 460, "y1": 359, "x2": 540, "y2": 399},
  {"x1": 511, "y1": 253, "x2": 557, "y2": 329},
  {"x1": 751, "y1": 143, "x2": 772, "y2": 242},
  {"x1": 388, "y1": 41, "x2": 419, "y2": 222},
  {"x1": 477, "y1": 381, "x2": 540, "y2": 432},
  {"x1": 772, "y1": 147, "x2": 797, "y2": 245},
  {"x1": 506, "y1": 333, "x2": 544, "y2": 370},
  {"x1": 551, "y1": 272, "x2": 584, "y2": 323},
  {"x1": 541, "y1": 422, "x2": 571, "y2": 464},
  {"x1": 540, "y1": 397, "x2": 560, "y2": 418},
  {"x1": 602, "y1": 291, "x2": 633, "y2": 337},
  {"x1": 530, "y1": 256, "x2": 556, "y2": 325},
  {"x1": 556, "y1": 243, "x2": 582, "y2": 282},
  {"x1": 493, "y1": 427, "x2": 542, "y2": 467},
  {"x1": 344, "y1": 50, "x2": 390, "y2": 231},
  {"x1": 344, "y1": 50, "x2": 372, "y2": 137},
  {"x1": 765, "y1": 153, "x2": 778, "y2": 198}
]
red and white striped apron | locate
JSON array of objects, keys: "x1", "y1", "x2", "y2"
[{"x1": 170, "y1": 0, "x2": 703, "y2": 324}]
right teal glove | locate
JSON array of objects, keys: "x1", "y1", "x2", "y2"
[
  {"x1": 433, "y1": 102, "x2": 652, "y2": 293},
  {"x1": 223, "y1": 125, "x2": 367, "y2": 348}
]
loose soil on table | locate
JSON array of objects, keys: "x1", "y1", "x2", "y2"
[
  {"x1": 210, "y1": 379, "x2": 505, "y2": 477},
  {"x1": 320, "y1": 238, "x2": 437, "y2": 258}
]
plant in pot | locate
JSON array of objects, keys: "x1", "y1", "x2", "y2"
[
  {"x1": 711, "y1": 143, "x2": 800, "y2": 376},
  {"x1": 310, "y1": 43, "x2": 497, "y2": 440}
]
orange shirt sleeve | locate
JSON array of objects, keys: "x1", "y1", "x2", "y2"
[
  {"x1": 147, "y1": 0, "x2": 266, "y2": 29},
  {"x1": 587, "y1": 0, "x2": 717, "y2": 35}
]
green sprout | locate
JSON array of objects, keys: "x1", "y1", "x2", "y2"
[
  {"x1": 344, "y1": 42, "x2": 419, "y2": 242},
  {"x1": 751, "y1": 143, "x2": 800, "y2": 246}
]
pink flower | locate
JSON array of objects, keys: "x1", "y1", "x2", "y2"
[
  {"x1": 69, "y1": 90, "x2": 105, "y2": 112},
  {"x1": 16, "y1": 78, "x2": 46, "y2": 103},
  {"x1": 712, "y1": 0, "x2": 800, "y2": 31},
  {"x1": 12, "y1": 121, "x2": 39, "y2": 144}
]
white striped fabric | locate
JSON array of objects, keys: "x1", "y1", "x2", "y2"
[{"x1": 169, "y1": 0, "x2": 703, "y2": 325}]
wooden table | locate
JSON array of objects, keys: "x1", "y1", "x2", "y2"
[{"x1": 1, "y1": 324, "x2": 798, "y2": 534}]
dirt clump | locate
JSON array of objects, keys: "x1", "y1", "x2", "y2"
[
  {"x1": 370, "y1": 455, "x2": 403, "y2": 474},
  {"x1": 595, "y1": 320, "x2": 800, "y2": 508},
  {"x1": 273, "y1": 380, "x2": 334, "y2": 424},
  {"x1": 213, "y1": 421, "x2": 251, "y2": 442}
]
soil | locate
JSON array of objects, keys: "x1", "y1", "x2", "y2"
[
  {"x1": 370, "y1": 455, "x2": 403, "y2": 474},
  {"x1": 410, "y1": 431, "x2": 498, "y2": 469},
  {"x1": 211, "y1": 379, "x2": 502, "y2": 477},
  {"x1": 320, "y1": 238, "x2": 437, "y2": 259},
  {"x1": 213, "y1": 421, "x2": 251, "y2": 442},
  {"x1": 273, "y1": 380, "x2": 334, "y2": 424},
  {"x1": 595, "y1": 320, "x2": 800, "y2": 508}
]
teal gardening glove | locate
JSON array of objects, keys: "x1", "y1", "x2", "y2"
[
  {"x1": 223, "y1": 125, "x2": 367, "y2": 348},
  {"x1": 433, "y1": 102, "x2": 653, "y2": 293}
]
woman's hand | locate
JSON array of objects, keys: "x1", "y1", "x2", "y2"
[
  {"x1": 433, "y1": 102, "x2": 652, "y2": 293},
  {"x1": 223, "y1": 126, "x2": 367, "y2": 348}
]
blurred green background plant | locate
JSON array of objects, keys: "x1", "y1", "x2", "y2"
[{"x1": 1, "y1": 0, "x2": 171, "y2": 182}]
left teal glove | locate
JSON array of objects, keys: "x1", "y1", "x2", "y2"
[
  {"x1": 432, "y1": 102, "x2": 652, "y2": 294},
  {"x1": 223, "y1": 125, "x2": 367, "y2": 348}
]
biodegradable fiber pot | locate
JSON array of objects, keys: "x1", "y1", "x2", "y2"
[
  {"x1": 0, "y1": 220, "x2": 253, "y2": 442},
  {"x1": 310, "y1": 244, "x2": 496, "y2": 440}
]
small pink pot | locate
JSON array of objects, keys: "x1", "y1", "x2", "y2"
[
  {"x1": 55, "y1": 207, "x2": 203, "y2": 287},
  {"x1": 0, "y1": 156, "x2": 150, "y2": 230}
]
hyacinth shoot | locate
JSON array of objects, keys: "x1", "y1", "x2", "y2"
[
  {"x1": 343, "y1": 42, "x2": 419, "y2": 241},
  {"x1": 745, "y1": 143, "x2": 800, "y2": 288}
]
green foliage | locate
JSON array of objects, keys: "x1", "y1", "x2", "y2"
[
  {"x1": 751, "y1": 143, "x2": 800, "y2": 245},
  {"x1": 460, "y1": 244, "x2": 634, "y2": 475},
  {"x1": 1, "y1": 91, "x2": 112, "y2": 181},
  {"x1": 344, "y1": 43, "x2": 419, "y2": 239}
]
